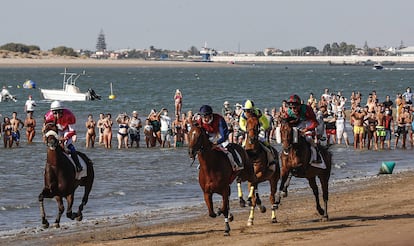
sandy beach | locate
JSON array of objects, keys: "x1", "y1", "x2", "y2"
[{"x1": 2, "y1": 170, "x2": 413, "y2": 246}]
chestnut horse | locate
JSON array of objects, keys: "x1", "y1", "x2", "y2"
[
  {"x1": 278, "y1": 118, "x2": 332, "y2": 221},
  {"x1": 188, "y1": 125, "x2": 256, "y2": 236},
  {"x1": 39, "y1": 123, "x2": 94, "y2": 228},
  {"x1": 238, "y1": 112, "x2": 280, "y2": 225}
]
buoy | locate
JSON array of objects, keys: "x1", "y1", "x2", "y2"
[
  {"x1": 108, "y1": 82, "x2": 116, "y2": 100},
  {"x1": 379, "y1": 161, "x2": 396, "y2": 174}
]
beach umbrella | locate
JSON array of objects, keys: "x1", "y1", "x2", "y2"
[{"x1": 23, "y1": 80, "x2": 36, "y2": 89}]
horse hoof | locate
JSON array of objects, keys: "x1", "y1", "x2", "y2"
[
  {"x1": 321, "y1": 216, "x2": 329, "y2": 222},
  {"x1": 247, "y1": 198, "x2": 252, "y2": 207},
  {"x1": 217, "y1": 208, "x2": 222, "y2": 216},
  {"x1": 209, "y1": 213, "x2": 217, "y2": 218},
  {"x1": 76, "y1": 214, "x2": 83, "y2": 221},
  {"x1": 271, "y1": 218, "x2": 277, "y2": 223},
  {"x1": 259, "y1": 206, "x2": 266, "y2": 213},
  {"x1": 247, "y1": 220, "x2": 254, "y2": 226},
  {"x1": 52, "y1": 223, "x2": 60, "y2": 228},
  {"x1": 239, "y1": 198, "x2": 246, "y2": 207},
  {"x1": 229, "y1": 213, "x2": 234, "y2": 222},
  {"x1": 282, "y1": 191, "x2": 288, "y2": 198},
  {"x1": 42, "y1": 222, "x2": 49, "y2": 229},
  {"x1": 224, "y1": 232, "x2": 230, "y2": 236}
]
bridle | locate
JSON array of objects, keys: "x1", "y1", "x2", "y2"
[
  {"x1": 44, "y1": 123, "x2": 60, "y2": 150},
  {"x1": 188, "y1": 126, "x2": 205, "y2": 165}
]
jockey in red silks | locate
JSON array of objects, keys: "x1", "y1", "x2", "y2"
[
  {"x1": 285, "y1": 94, "x2": 322, "y2": 163},
  {"x1": 44, "y1": 100, "x2": 83, "y2": 172},
  {"x1": 196, "y1": 104, "x2": 242, "y2": 169}
]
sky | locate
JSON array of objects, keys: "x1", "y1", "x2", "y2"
[{"x1": 1, "y1": 0, "x2": 413, "y2": 52}]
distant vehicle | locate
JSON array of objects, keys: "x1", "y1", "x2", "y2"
[
  {"x1": 40, "y1": 69, "x2": 101, "y2": 101},
  {"x1": 373, "y1": 63, "x2": 384, "y2": 70}
]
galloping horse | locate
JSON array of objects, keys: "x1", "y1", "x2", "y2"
[
  {"x1": 188, "y1": 125, "x2": 256, "y2": 236},
  {"x1": 239, "y1": 112, "x2": 280, "y2": 225},
  {"x1": 278, "y1": 118, "x2": 332, "y2": 221},
  {"x1": 39, "y1": 122, "x2": 94, "y2": 228}
]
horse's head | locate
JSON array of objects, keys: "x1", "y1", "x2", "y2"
[
  {"x1": 44, "y1": 123, "x2": 59, "y2": 150},
  {"x1": 188, "y1": 123, "x2": 207, "y2": 160},
  {"x1": 245, "y1": 113, "x2": 260, "y2": 149},
  {"x1": 280, "y1": 117, "x2": 295, "y2": 154}
]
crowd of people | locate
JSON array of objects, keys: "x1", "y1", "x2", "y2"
[{"x1": 1, "y1": 87, "x2": 414, "y2": 153}]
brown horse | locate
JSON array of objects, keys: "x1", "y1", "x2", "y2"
[
  {"x1": 239, "y1": 112, "x2": 280, "y2": 225},
  {"x1": 188, "y1": 125, "x2": 256, "y2": 236},
  {"x1": 278, "y1": 117, "x2": 331, "y2": 221},
  {"x1": 39, "y1": 123, "x2": 94, "y2": 228}
]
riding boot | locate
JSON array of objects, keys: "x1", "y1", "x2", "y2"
[
  {"x1": 71, "y1": 151, "x2": 83, "y2": 172},
  {"x1": 227, "y1": 147, "x2": 242, "y2": 168},
  {"x1": 68, "y1": 144, "x2": 83, "y2": 172},
  {"x1": 311, "y1": 146, "x2": 322, "y2": 163}
]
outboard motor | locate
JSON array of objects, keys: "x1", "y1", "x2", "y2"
[{"x1": 88, "y1": 88, "x2": 101, "y2": 100}]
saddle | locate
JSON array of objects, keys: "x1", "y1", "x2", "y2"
[
  {"x1": 214, "y1": 143, "x2": 244, "y2": 171},
  {"x1": 62, "y1": 152, "x2": 88, "y2": 179}
]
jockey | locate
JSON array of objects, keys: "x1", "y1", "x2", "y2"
[
  {"x1": 285, "y1": 94, "x2": 322, "y2": 163},
  {"x1": 44, "y1": 101, "x2": 83, "y2": 172},
  {"x1": 196, "y1": 105, "x2": 242, "y2": 168},
  {"x1": 239, "y1": 99, "x2": 276, "y2": 165}
]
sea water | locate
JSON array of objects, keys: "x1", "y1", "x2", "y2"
[{"x1": 1, "y1": 64, "x2": 414, "y2": 235}]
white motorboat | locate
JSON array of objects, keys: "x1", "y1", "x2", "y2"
[
  {"x1": 373, "y1": 63, "x2": 384, "y2": 70},
  {"x1": 40, "y1": 69, "x2": 101, "y2": 101}
]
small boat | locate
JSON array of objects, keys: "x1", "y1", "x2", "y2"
[
  {"x1": 40, "y1": 69, "x2": 101, "y2": 101},
  {"x1": 373, "y1": 63, "x2": 384, "y2": 70}
]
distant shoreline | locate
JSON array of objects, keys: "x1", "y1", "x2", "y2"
[{"x1": 1, "y1": 56, "x2": 414, "y2": 68}]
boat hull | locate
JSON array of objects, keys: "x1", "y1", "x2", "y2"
[{"x1": 40, "y1": 89, "x2": 90, "y2": 101}]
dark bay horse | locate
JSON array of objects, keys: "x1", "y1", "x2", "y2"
[
  {"x1": 278, "y1": 118, "x2": 332, "y2": 221},
  {"x1": 39, "y1": 123, "x2": 94, "y2": 228},
  {"x1": 188, "y1": 125, "x2": 256, "y2": 236},
  {"x1": 239, "y1": 112, "x2": 280, "y2": 225}
]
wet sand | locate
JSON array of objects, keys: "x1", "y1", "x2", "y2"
[{"x1": 2, "y1": 171, "x2": 414, "y2": 246}]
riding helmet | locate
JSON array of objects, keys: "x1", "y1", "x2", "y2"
[
  {"x1": 199, "y1": 105, "x2": 213, "y2": 116},
  {"x1": 50, "y1": 100, "x2": 63, "y2": 110},
  {"x1": 243, "y1": 99, "x2": 255, "y2": 110},
  {"x1": 287, "y1": 94, "x2": 301, "y2": 106}
]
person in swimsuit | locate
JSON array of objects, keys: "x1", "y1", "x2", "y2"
[
  {"x1": 375, "y1": 106, "x2": 386, "y2": 150},
  {"x1": 103, "y1": 113, "x2": 113, "y2": 149},
  {"x1": 2, "y1": 117, "x2": 13, "y2": 148},
  {"x1": 143, "y1": 118, "x2": 156, "y2": 147},
  {"x1": 148, "y1": 109, "x2": 162, "y2": 146},
  {"x1": 97, "y1": 113, "x2": 105, "y2": 145},
  {"x1": 24, "y1": 111, "x2": 36, "y2": 144},
  {"x1": 172, "y1": 114, "x2": 184, "y2": 147},
  {"x1": 10, "y1": 112, "x2": 23, "y2": 147},
  {"x1": 85, "y1": 114, "x2": 96, "y2": 148},
  {"x1": 116, "y1": 113, "x2": 129, "y2": 149},
  {"x1": 350, "y1": 105, "x2": 367, "y2": 149},
  {"x1": 395, "y1": 106, "x2": 412, "y2": 149},
  {"x1": 183, "y1": 110, "x2": 194, "y2": 145},
  {"x1": 365, "y1": 111, "x2": 378, "y2": 150},
  {"x1": 174, "y1": 89, "x2": 183, "y2": 116}
]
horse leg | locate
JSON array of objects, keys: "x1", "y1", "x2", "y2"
[
  {"x1": 203, "y1": 192, "x2": 216, "y2": 218},
  {"x1": 237, "y1": 179, "x2": 246, "y2": 207},
  {"x1": 38, "y1": 191, "x2": 49, "y2": 228},
  {"x1": 221, "y1": 188, "x2": 231, "y2": 236},
  {"x1": 270, "y1": 176, "x2": 278, "y2": 223},
  {"x1": 247, "y1": 183, "x2": 257, "y2": 226},
  {"x1": 53, "y1": 196, "x2": 64, "y2": 228},
  {"x1": 255, "y1": 188, "x2": 266, "y2": 213},
  {"x1": 308, "y1": 177, "x2": 325, "y2": 217},
  {"x1": 319, "y1": 175, "x2": 329, "y2": 221},
  {"x1": 66, "y1": 194, "x2": 75, "y2": 220},
  {"x1": 282, "y1": 172, "x2": 293, "y2": 197}
]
